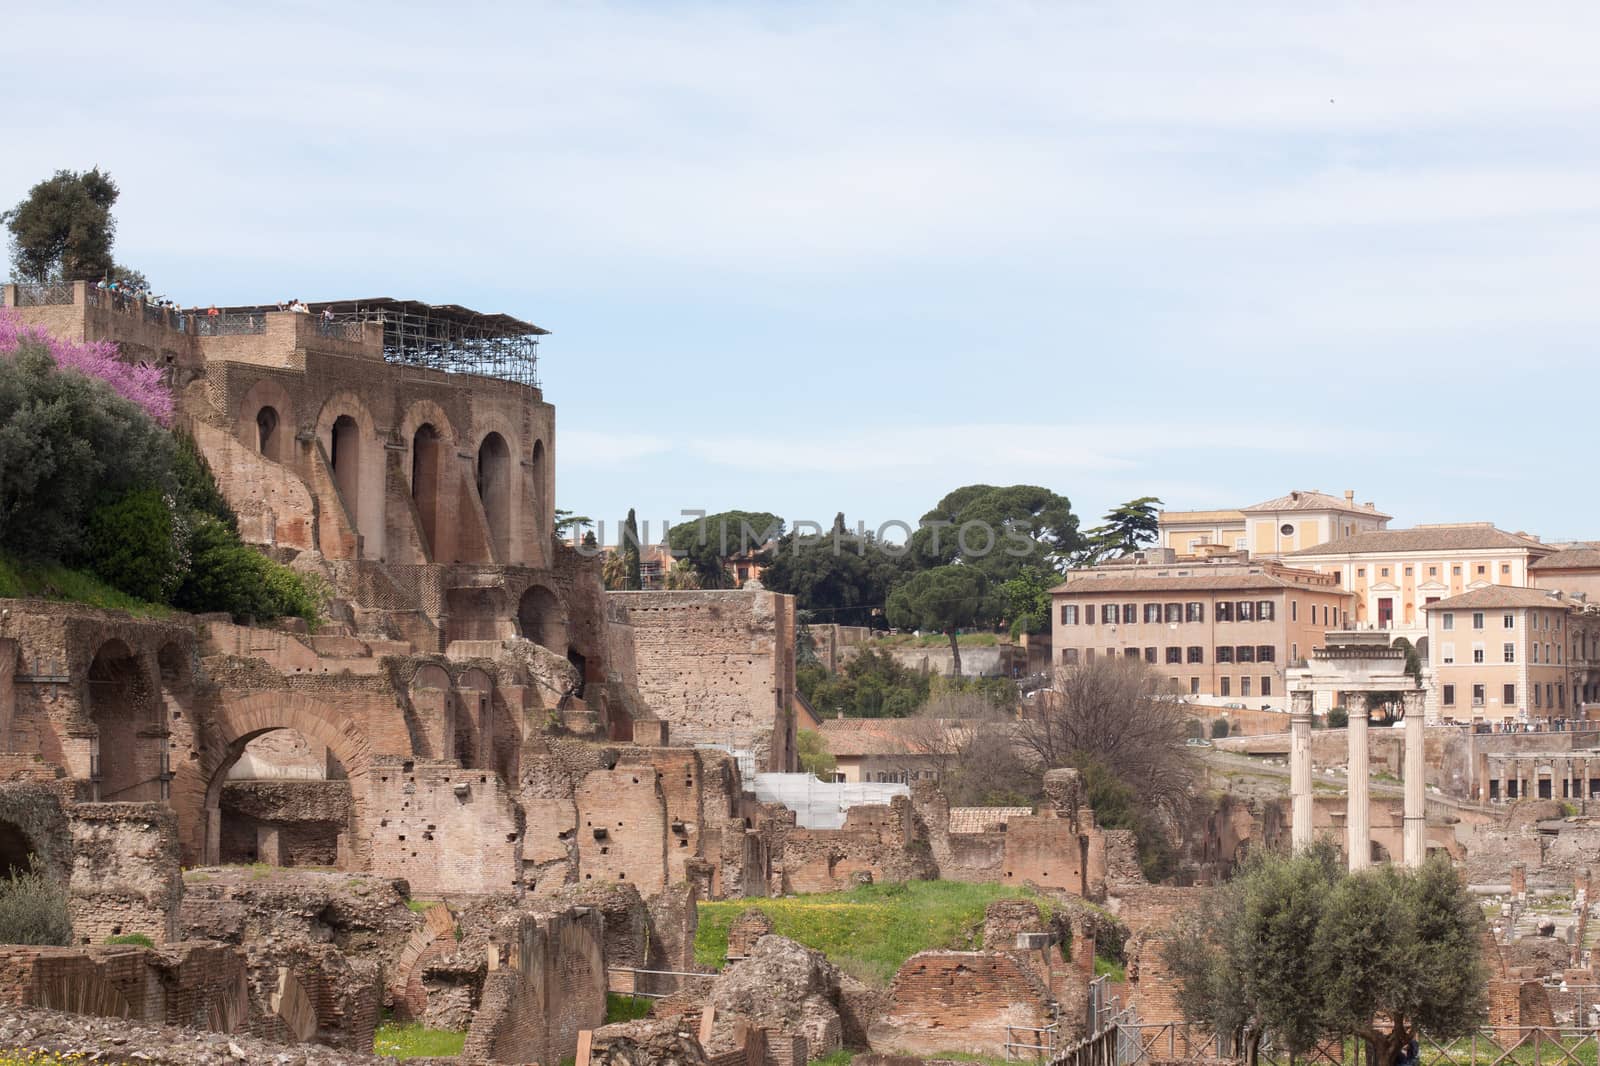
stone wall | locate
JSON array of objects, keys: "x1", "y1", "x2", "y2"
[
  {"x1": 868, "y1": 951, "x2": 1053, "y2": 1057},
  {"x1": 463, "y1": 908, "x2": 607, "y2": 1066},
  {"x1": 367, "y1": 757, "x2": 523, "y2": 895},
  {"x1": 610, "y1": 589, "x2": 798, "y2": 771},
  {"x1": 68, "y1": 802, "x2": 184, "y2": 945}
]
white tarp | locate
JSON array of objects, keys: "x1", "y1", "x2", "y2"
[{"x1": 754, "y1": 773, "x2": 910, "y2": 829}]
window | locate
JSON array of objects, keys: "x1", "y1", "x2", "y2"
[
  {"x1": 1503, "y1": 613, "x2": 1514, "y2": 628},
  {"x1": 1145, "y1": 647, "x2": 1158, "y2": 664},
  {"x1": 1237, "y1": 601, "x2": 1255, "y2": 622},
  {"x1": 1062, "y1": 648, "x2": 1079, "y2": 665},
  {"x1": 1216, "y1": 646, "x2": 1234, "y2": 663},
  {"x1": 1216, "y1": 602, "x2": 1234, "y2": 623},
  {"x1": 1504, "y1": 684, "x2": 1516, "y2": 706},
  {"x1": 1531, "y1": 644, "x2": 1539, "y2": 664},
  {"x1": 1103, "y1": 604, "x2": 1118, "y2": 624},
  {"x1": 1443, "y1": 684, "x2": 1455, "y2": 706},
  {"x1": 1534, "y1": 685, "x2": 1542, "y2": 708},
  {"x1": 1441, "y1": 642, "x2": 1455, "y2": 664},
  {"x1": 1280, "y1": 523, "x2": 1294, "y2": 536},
  {"x1": 1236, "y1": 645, "x2": 1256, "y2": 663},
  {"x1": 1404, "y1": 567, "x2": 1412, "y2": 576},
  {"x1": 1144, "y1": 603, "x2": 1162, "y2": 624},
  {"x1": 1442, "y1": 613, "x2": 1454, "y2": 631},
  {"x1": 1060, "y1": 605, "x2": 1078, "y2": 625},
  {"x1": 1472, "y1": 612, "x2": 1485, "y2": 629},
  {"x1": 1501, "y1": 564, "x2": 1511, "y2": 575},
  {"x1": 1428, "y1": 566, "x2": 1438, "y2": 577},
  {"x1": 1262, "y1": 677, "x2": 1272, "y2": 697},
  {"x1": 1124, "y1": 647, "x2": 1140, "y2": 659},
  {"x1": 1086, "y1": 649, "x2": 1096, "y2": 662},
  {"x1": 1258, "y1": 601, "x2": 1275, "y2": 621},
  {"x1": 1241, "y1": 677, "x2": 1253, "y2": 697},
  {"x1": 1291, "y1": 601, "x2": 1298, "y2": 622},
  {"x1": 1503, "y1": 643, "x2": 1515, "y2": 663},
  {"x1": 1187, "y1": 646, "x2": 1204, "y2": 663},
  {"x1": 1473, "y1": 684, "x2": 1485, "y2": 707},
  {"x1": 1123, "y1": 603, "x2": 1138, "y2": 624},
  {"x1": 1220, "y1": 677, "x2": 1231, "y2": 697},
  {"x1": 1357, "y1": 568, "x2": 1366, "y2": 577},
  {"x1": 1292, "y1": 642, "x2": 1299, "y2": 661},
  {"x1": 1477, "y1": 565, "x2": 1486, "y2": 575},
  {"x1": 1190, "y1": 677, "x2": 1200, "y2": 695},
  {"x1": 1165, "y1": 602, "x2": 1182, "y2": 623},
  {"x1": 1165, "y1": 647, "x2": 1181, "y2": 664},
  {"x1": 1453, "y1": 565, "x2": 1461, "y2": 575},
  {"x1": 1472, "y1": 644, "x2": 1484, "y2": 664},
  {"x1": 1186, "y1": 602, "x2": 1205, "y2": 623},
  {"x1": 1381, "y1": 567, "x2": 1390, "y2": 577},
  {"x1": 1258, "y1": 645, "x2": 1276, "y2": 662}
]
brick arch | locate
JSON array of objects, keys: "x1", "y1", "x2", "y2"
[
  {"x1": 235, "y1": 377, "x2": 297, "y2": 464},
  {"x1": 195, "y1": 691, "x2": 376, "y2": 867}
]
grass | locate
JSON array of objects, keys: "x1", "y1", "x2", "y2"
[
  {"x1": 696, "y1": 880, "x2": 1050, "y2": 986},
  {"x1": 809, "y1": 1053, "x2": 855, "y2": 1066},
  {"x1": 406, "y1": 899, "x2": 439, "y2": 913},
  {"x1": 373, "y1": 1021, "x2": 466, "y2": 1059},
  {"x1": 0, "y1": 554, "x2": 169, "y2": 617},
  {"x1": 606, "y1": 992, "x2": 654, "y2": 1024},
  {"x1": 1094, "y1": 955, "x2": 1126, "y2": 981},
  {"x1": 103, "y1": 933, "x2": 154, "y2": 947},
  {"x1": 875, "y1": 631, "x2": 1002, "y2": 648}
]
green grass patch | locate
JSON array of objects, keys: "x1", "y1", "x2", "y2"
[
  {"x1": 1094, "y1": 955, "x2": 1125, "y2": 981},
  {"x1": 406, "y1": 899, "x2": 439, "y2": 913},
  {"x1": 606, "y1": 992, "x2": 654, "y2": 1024},
  {"x1": 373, "y1": 1021, "x2": 466, "y2": 1059},
  {"x1": 0, "y1": 553, "x2": 170, "y2": 617},
  {"x1": 809, "y1": 1052, "x2": 855, "y2": 1066},
  {"x1": 696, "y1": 880, "x2": 1048, "y2": 986},
  {"x1": 104, "y1": 933, "x2": 154, "y2": 947}
]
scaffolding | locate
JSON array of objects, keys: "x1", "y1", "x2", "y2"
[{"x1": 216, "y1": 296, "x2": 548, "y2": 388}]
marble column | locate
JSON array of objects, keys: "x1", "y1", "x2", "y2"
[
  {"x1": 1403, "y1": 693, "x2": 1425, "y2": 869},
  {"x1": 1291, "y1": 691, "x2": 1314, "y2": 851},
  {"x1": 1348, "y1": 695, "x2": 1371, "y2": 871}
]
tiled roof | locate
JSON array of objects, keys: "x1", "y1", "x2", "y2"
[
  {"x1": 1422, "y1": 586, "x2": 1571, "y2": 611},
  {"x1": 1243, "y1": 490, "x2": 1391, "y2": 519},
  {"x1": 1050, "y1": 571, "x2": 1335, "y2": 595},
  {"x1": 1531, "y1": 546, "x2": 1600, "y2": 571},
  {"x1": 1286, "y1": 525, "x2": 1549, "y2": 558},
  {"x1": 817, "y1": 718, "x2": 967, "y2": 757},
  {"x1": 948, "y1": 807, "x2": 1035, "y2": 834},
  {"x1": 1159, "y1": 509, "x2": 1245, "y2": 524}
]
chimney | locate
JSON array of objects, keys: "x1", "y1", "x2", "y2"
[
  {"x1": 1291, "y1": 491, "x2": 1301, "y2": 502},
  {"x1": 1365, "y1": 501, "x2": 1374, "y2": 509},
  {"x1": 1345, "y1": 490, "x2": 1355, "y2": 503}
]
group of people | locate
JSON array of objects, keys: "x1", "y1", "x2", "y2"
[
  {"x1": 277, "y1": 298, "x2": 313, "y2": 314},
  {"x1": 96, "y1": 276, "x2": 178, "y2": 310}
]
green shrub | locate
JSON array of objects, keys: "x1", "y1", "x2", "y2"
[
  {"x1": 0, "y1": 861, "x2": 72, "y2": 945},
  {"x1": 174, "y1": 516, "x2": 322, "y2": 626},
  {"x1": 1328, "y1": 706, "x2": 1349, "y2": 729},
  {"x1": 85, "y1": 488, "x2": 183, "y2": 603},
  {"x1": 104, "y1": 932, "x2": 154, "y2": 947},
  {"x1": 171, "y1": 429, "x2": 237, "y2": 532},
  {"x1": 606, "y1": 992, "x2": 653, "y2": 1023}
]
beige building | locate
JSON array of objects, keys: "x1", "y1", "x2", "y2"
[
  {"x1": 816, "y1": 718, "x2": 967, "y2": 784},
  {"x1": 1159, "y1": 489, "x2": 1389, "y2": 559},
  {"x1": 1050, "y1": 558, "x2": 1353, "y2": 708},
  {"x1": 1531, "y1": 545, "x2": 1600, "y2": 603},
  {"x1": 1285, "y1": 524, "x2": 1554, "y2": 636},
  {"x1": 1423, "y1": 586, "x2": 1587, "y2": 725}
]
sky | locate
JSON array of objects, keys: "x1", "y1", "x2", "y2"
[{"x1": 3, "y1": 2, "x2": 1598, "y2": 547}]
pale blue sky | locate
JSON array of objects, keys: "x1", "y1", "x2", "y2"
[{"x1": 4, "y1": 2, "x2": 1597, "y2": 544}]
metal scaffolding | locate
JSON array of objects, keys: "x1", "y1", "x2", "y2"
[{"x1": 215, "y1": 296, "x2": 548, "y2": 388}]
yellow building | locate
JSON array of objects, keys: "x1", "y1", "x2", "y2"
[
  {"x1": 1422, "y1": 586, "x2": 1582, "y2": 728},
  {"x1": 1158, "y1": 489, "x2": 1389, "y2": 559}
]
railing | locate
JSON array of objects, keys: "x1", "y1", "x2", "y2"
[
  {"x1": 314, "y1": 315, "x2": 366, "y2": 342},
  {"x1": 197, "y1": 312, "x2": 268, "y2": 336},
  {"x1": 14, "y1": 281, "x2": 75, "y2": 306}
]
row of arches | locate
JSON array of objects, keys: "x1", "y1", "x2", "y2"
[{"x1": 238, "y1": 382, "x2": 550, "y2": 566}]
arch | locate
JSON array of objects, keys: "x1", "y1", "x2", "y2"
[
  {"x1": 411, "y1": 423, "x2": 442, "y2": 559},
  {"x1": 530, "y1": 438, "x2": 547, "y2": 543},
  {"x1": 331, "y1": 414, "x2": 361, "y2": 512},
  {"x1": 456, "y1": 668, "x2": 495, "y2": 770},
  {"x1": 476, "y1": 432, "x2": 512, "y2": 560},
  {"x1": 517, "y1": 585, "x2": 568, "y2": 652},
  {"x1": 88, "y1": 640, "x2": 160, "y2": 802},
  {"x1": 236, "y1": 378, "x2": 297, "y2": 465},
  {"x1": 195, "y1": 691, "x2": 375, "y2": 867},
  {"x1": 0, "y1": 818, "x2": 36, "y2": 877},
  {"x1": 409, "y1": 664, "x2": 454, "y2": 761}
]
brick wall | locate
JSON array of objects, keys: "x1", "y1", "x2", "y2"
[
  {"x1": 867, "y1": 951, "x2": 1053, "y2": 1057},
  {"x1": 0, "y1": 942, "x2": 250, "y2": 1034},
  {"x1": 575, "y1": 767, "x2": 668, "y2": 891},
  {"x1": 464, "y1": 908, "x2": 606, "y2": 1066},
  {"x1": 367, "y1": 757, "x2": 522, "y2": 894},
  {"x1": 67, "y1": 803, "x2": 183, "y2": 945}
]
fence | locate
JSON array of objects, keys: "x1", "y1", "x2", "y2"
[
  {"x1": 13, "y1": 282, "x2": 74, "y2": 306},
  {"x1": 197, "y1": 312, "x2": 267, "y2": 336},
  {"x1": 1101, "y1": 1025, "x2": 1600, "y2": 1066}
]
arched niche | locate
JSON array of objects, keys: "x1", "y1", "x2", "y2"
[
  {"x1": 87, "y1": 640, "x2": 160, "y2": 802},
  {"x1": 517, "y1": 585, "x2": 568, "y2": 652},
  {"x1": 411, "y1": 423, "x2": 442, "y2": 559},
  {"x1": 477, "y1": 432, "x2": 512, "y2": 561}
]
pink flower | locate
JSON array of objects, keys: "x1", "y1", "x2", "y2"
[{"x1": 0, "y1": 309, "x2": 173, "y2": 425}]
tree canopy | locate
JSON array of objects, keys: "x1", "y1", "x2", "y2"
[
  {"x1": 907, "y1": 485, "x2": 1081, "y2": 586},
  {"x1": 1077, "y1": 495, "x2": 1163, "y2": 564},
  {"x1": 4, "y1": 168, "x2": 122, "y2": 283},
  {"x1": 666, "y1": 509, "x2": 783, "y2": 589},
  {"x1": 759, "y1": 513, "x2": 909, "y2": 627},
  {"x1": 1166, "y1": 848, "x2": 1487, "y2": 1066},
  {"x1": 885, "y1": 564, "x2": 987, "y2": 676}
]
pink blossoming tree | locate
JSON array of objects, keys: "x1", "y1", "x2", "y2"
[{"x1": 0, "y1": 309, "x2": 173, "y2": 425}]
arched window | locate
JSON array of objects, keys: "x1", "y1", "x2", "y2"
[
  {"x1": 477, "y1": 432, "x2": 511, "y2": 559},
  {"x1": 412, "y1": 424, "x2": 441, "y2": 557},
  {"x1": 530, "y1": 438, "x2": 547, "y2": 541},
  {"x1": 331, "y1": 415, "x2": 360, "y2": 516},
  {"x1": 256, "y1": 406, "x2": 280, "y2": 456}
]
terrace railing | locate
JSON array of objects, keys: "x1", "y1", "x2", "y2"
[
  {"x1": 197, "y1": 312, "x2": 268, "y2": 337},
  {"x1": 13, "y1": 281, "x2": 75, "y2": 306}
]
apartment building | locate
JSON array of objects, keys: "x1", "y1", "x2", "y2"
[
  {"x1": 1531, "y1": 545, "x2": 1600, "y2": 602},
  {"x1": 1158, "y1": 489, "x2": 1390, "y2": 559},
  {"x1": 1286, "y1": 524, "x2": 1554, "y2": 635},
  {"x1": 1423, "y1": 586, "x2": 1590, "y2": 724},
  {"x1": 1050, "y1": 557, "x2": 1353, "y2": 708}
]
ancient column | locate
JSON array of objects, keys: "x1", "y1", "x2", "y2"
[
  {"x1": 1403, "y1": 694, "x2": 1425, "y2": 869},
  {"x1": 1347, "y1": 695, "x2": 1371, "y2": 871},
  {"x1": 1291, "y1": 691, "x2": 1314, "y2": 851}
]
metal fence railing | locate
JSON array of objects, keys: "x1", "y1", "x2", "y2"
[
  {"x1": 197, "y1": 312, "x2": 268, "y2": 336},
  {"x1": 14, "y1": 281, "x2": 75, "y2": 306}
]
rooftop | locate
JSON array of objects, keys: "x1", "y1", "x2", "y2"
[
  {"x1": 1285, "y1": 524, "x2": 1551, "y2": 558},
  {"x1": 1423, "y1": 586, "x2": 1572, "y2": 611},
  {"x1": 1050, "y1": 564, "x2": 1342, "y2": 595},
  {"x1": 817, "y1": 717, "x2": 971, "y2": 757},
  {"x1": 1243, "y1": 489, "x2": 1391, "y2": 518},
  {"x1": 1158, "y1": 509, "x2": 1246, "y2": 525},
  {"x1": 1531, "y1": 546, "x2": 1600, "y2": 571}
]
